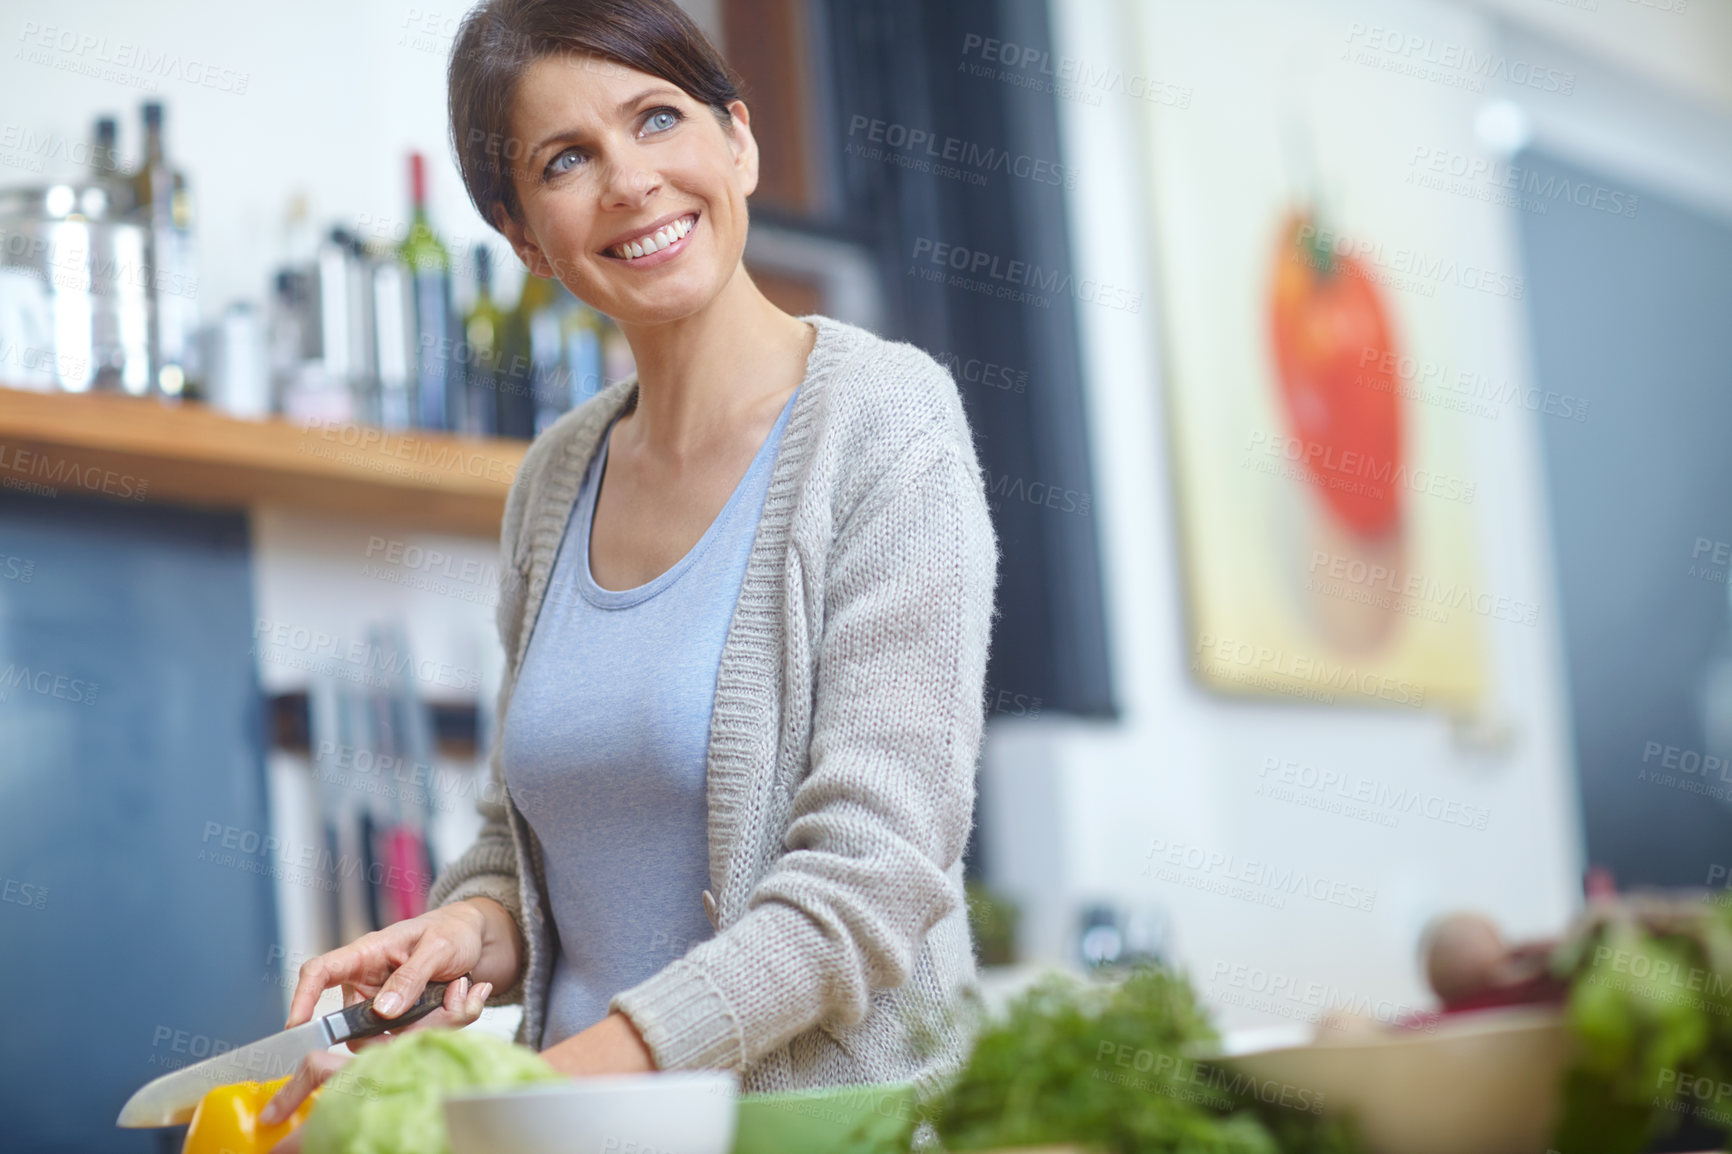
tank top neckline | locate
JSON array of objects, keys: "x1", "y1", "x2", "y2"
[{"x1": 575, "y1": 386, "x2": 801, "y2": 610}]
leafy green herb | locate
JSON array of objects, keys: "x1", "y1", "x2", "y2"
[
  {"x1": 1550, "y1": 894, "x2": 1732, "y2": 1154},
  {"x1": 910, "y1": 967, "x2": 1357, "y2": 1154}
]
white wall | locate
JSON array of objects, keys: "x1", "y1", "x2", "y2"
[
  {"x1": 4, "y1": 0, "x2": 505, "y2": 313},
  {"x1": 980, "y1": 0, "x2": 1729, "y2": 1031},
  {"x1": 1466, "y1": 0, "x2": 1732, "y2": 118},
  {"x1": 250, "y1": 506, "x2": 524, "y2": 1036},
  {"x1": 0, "y1": 0, "x2": 723, "y2": 320}
]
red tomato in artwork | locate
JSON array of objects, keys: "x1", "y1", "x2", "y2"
[{"x1": 1268, "y1": 211, "x2": 1404, "y2": 538}]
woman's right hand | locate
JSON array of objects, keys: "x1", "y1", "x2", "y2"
[
  {"x1": 283, "y1": 897, "x2": 521, "y2": 1036},
  {"x1": 262, "y1": 976, "x2": 496, "y2": 1146}
]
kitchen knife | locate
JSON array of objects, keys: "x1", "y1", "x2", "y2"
[{"x1": 116, "y1": 980, "x2": 452, "y2": 1127}]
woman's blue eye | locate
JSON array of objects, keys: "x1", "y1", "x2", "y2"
[
  {"x1": 541, "y1": 108, "x2": 681, "y2": 180},
  {"x1": 545, "y1": 148, "x2": 583, "y2": 178}
]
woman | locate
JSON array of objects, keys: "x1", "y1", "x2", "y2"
[{"x1": 261, "y1": 0, "x2": 998, "y2": 1132}]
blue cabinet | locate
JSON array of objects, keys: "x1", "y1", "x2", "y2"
[{"x1": 0, "y1": 493, "x2": 281, "y2": 1153}]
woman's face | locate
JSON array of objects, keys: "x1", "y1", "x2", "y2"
[{"x1": 497, "y1": 53, "x2": 757, "y2": 326}]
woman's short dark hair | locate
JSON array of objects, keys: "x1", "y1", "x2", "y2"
[{"x1": 448, "y1": 0, "x2": 744, "y2": 231}]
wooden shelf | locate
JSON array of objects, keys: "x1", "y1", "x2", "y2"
[{"x1": 0, "y1": 387, "x2": 526, "y2": 537}]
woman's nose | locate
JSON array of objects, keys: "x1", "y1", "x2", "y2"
[{"x1": 600, "y1": 156, "x2": 660, "y2": 209}]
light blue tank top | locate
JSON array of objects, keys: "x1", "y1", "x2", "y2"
[{"x1": 502, "y1": 386, "x2": 800, "y2": 1050}]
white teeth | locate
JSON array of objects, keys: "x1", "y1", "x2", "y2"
[{"x1": 612, "y1": 214, "x2": 695, "y2": 259}]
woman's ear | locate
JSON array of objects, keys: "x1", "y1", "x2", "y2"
[
  {"x1": 725, "y1": 99, "x2": 759, "y2": 200},
  {"x1": 494, "y1": 204, "x2": 556, "y2": 280}
]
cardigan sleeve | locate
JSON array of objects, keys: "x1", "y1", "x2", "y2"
[
  {"x1": 610, "y1": 428, "x2": 999, "y2": 1070},
  {"x1": 424, "y1": 556, "x2": 534, "y2": 1007},
  {"x1": 423, "y1": 706, "x2": 529, "y2": 1006}
]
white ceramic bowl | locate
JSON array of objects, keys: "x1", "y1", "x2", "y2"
[
  {"x1": 1207, "y1": 1006, "x2": 1572, "y2": 1154},
  {"x1": 444, "y1": 1070, "x2": 739, "y2": 1154}
]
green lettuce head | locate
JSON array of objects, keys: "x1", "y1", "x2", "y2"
[{"x1": 301, "y1": 1027, "x2": 564, "y2": 1154}]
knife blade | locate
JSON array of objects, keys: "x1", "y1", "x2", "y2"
[{"x1": 116, "y1": 980, "x2": 452, "y2": 1128}]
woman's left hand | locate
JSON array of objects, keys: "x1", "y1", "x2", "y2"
[
  {"x1": 260, "y1": 1048, "x2": 349, "y2": 1154},
  {"x1": 539, "y1": 1011, "x2": 657, "y2": 1077},
  {"x1": 262, "y1": 977, "x2": 494, "y2": 1151}
]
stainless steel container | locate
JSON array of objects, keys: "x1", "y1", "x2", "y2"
[{"x1": 0, "y1": 180, "x2": 151, "y2": 394}]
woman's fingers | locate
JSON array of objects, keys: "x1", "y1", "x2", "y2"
[
  {"x1": 285, "y1": 944, "x2": 389, "y2": 1028},
  {"x1": 342, "y1": 985, "x2": 389, "y2": 1053},
  {"x1": 343, "y1": 977, "x2": 483, "y2": 1052},
  {"x1": 281, "y1": 906, "x2": 490, "y2": 1031},
  {"x1": 267, "y1": 1126, "x2": 304, "y2": 1154},
  {"x1": 284, "y1": 920, "x2": 429, "y2": 1027},
  {"x1": 465, "y1": 981, "x2": 493, "y2": 1021},
  {"x1": 260, "y1": 1048, "x2": 350, "y2": 1126},
  {"x1": 285, "y1": 953, "x2": 341, "y2": 1029},
  {"x1": 366, "y1": 934, "x2": 455, "y2": 1021},
  {"x1": 391, "y1": 977, "x2": 489, "y2": 1030}
]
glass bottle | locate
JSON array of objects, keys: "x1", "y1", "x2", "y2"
[
  {"x1": 460, "y1": 245, "x2": 505, "y2": 437},
  {"x1": 398, "y1": 152, "x2": 455, "y2": 430}
]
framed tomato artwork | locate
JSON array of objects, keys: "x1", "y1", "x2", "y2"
[{"x1": 1137, "y1": 0, "x2": 1494, "y2": 712}]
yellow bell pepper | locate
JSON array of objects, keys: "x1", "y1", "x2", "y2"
[{"x1": 181, "y1": 1075, "x2": 317, "y2": 1154}]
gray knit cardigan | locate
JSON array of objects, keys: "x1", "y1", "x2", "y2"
[{"x1": 426, "y1": 313, "x2": 999, "y2": 1096}]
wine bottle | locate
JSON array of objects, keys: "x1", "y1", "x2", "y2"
[
  {"x1": 310, "y1": 227, "x2": 378, "y2": 424},
  {"x1": 496, "y1": 270, "x2": 554, "y2": 439},
  {"x1": 133, "y1": 101, "x2": 201, "y2": 398},
  {"x1": 559, "y1": 291, "x2": 605, "y2": 420},
  {"x1": 460, "y1": 245, "x2": 505, "y2": 437},
  {"x1": 268, "y1": 268, "x2": 312, "y2": 415},
  {"x1": 88, "y1": 116, "x2": 120, "y2": 181},
  {"x1": 371, "y1": 258, "x2": 416, "y2": 430},
  {"x1": 399, "y1": 152, "x2": 455, "y2": 430},
  {"x1": 529, "y1": 278, "x2": 574, "y2": 435},
  {"x1": 130, "y1": 103, "x2": 169, "y2": 217},
  {"x1": 312, "y1": 227, "x2": 358, "y2": 422}
]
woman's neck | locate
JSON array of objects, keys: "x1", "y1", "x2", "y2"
[{"x1": 612, "y1": 265, "x2": 813, "y2": 460}]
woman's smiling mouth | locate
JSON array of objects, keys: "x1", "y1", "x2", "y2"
[{"x1": 602, "y1": 211, "x2": 699, "y2": 265}]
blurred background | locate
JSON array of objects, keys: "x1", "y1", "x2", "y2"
[{"x1": 1, "y1": 0, "x2": 1729, "y2": 1149}]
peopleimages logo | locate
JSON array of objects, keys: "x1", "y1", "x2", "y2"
[
  {"x1": 845, "y1": 115, "x2": 1078, "y2": 190},
  {"x1": 0, "y1": 123, "x2": 132, "y2": 176},
  {"x1": 1208, "y1": 961, "x2": 1436, "y2": 1031},
  {"x1": 1356, "y1": 345, "x2": 1589, "y2": 424},
  {"x1": 0, "y1": 663, "x2": 99, "y2": 706},
  {"x1": 1093, "y1": 1043, "x2": 1324, "y2": 1114},
  {"x1": 1194, "y1": 632, "x2": 1426, "y2": 708},
  {"x1": 1342, "y1": 23, "x2": 1575, "y2": 95},
  {"x1": 1244, "y1": 429, "x2": 1477, "y2": 505},
  {"x1": 1306, "y1": 549, "x2": 1537, "y2": 627},
  {"x1": 1257, "y1": 756, "x2": 1491, "y2": 830},
  {"x1": 959, "y1": 33, "x2": 1193, "y2": 109},
  {"x1": 1407, "y1": 145, "x2": 1639, "y2": 219},
  {"x1": 1143, "y1": 838, "x2": 1378, "y2": 913},
  {"x1": 909, "y1": 237, "x2": 1142, "y2": 313},
  {"x1": 15, "y1": 21, "x2": 251, "y2": 94},
  {"x1": 1289, "y1": 223, "x2": 1524, "y2": 300}
]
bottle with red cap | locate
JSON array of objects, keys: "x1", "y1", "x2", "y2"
[{"x1": 397, "y1": 152, "x2": 455, "y2": 430}]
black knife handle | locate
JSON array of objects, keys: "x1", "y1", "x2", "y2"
[{"x1": 327, "y1": 980, "x2": 453, "y2": 1043}]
